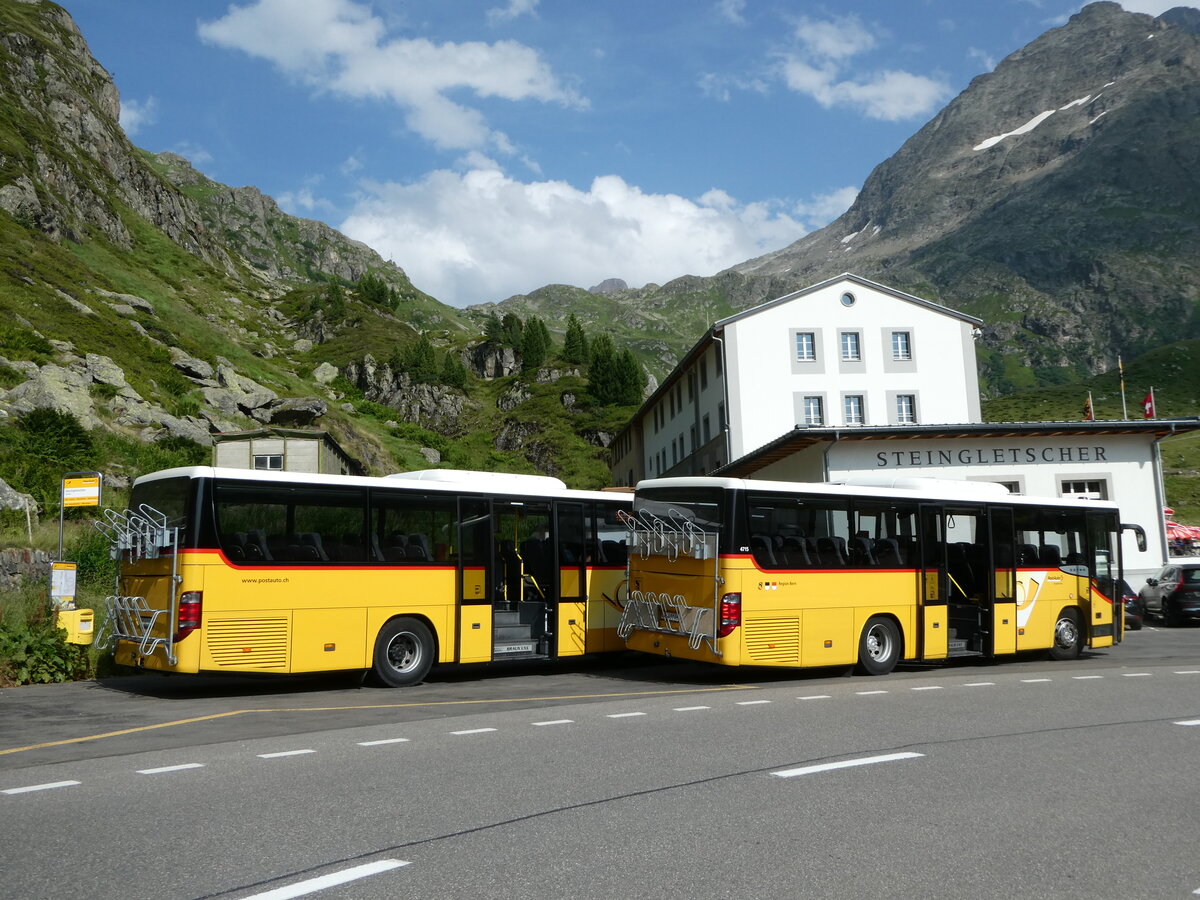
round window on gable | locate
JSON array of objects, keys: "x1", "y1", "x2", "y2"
[{"x1": 840, "y1": 291, "x2": 856, "y2": 307}]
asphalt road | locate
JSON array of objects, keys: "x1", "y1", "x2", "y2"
[{"x1": 3, "y1": 625, "x2": 1200, "y2": 900}]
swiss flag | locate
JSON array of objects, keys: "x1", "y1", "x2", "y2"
[{"x1": 1143, "y1": 392, "x2": 1155, "y2": 418}]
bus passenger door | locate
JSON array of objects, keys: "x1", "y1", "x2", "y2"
[
  {"x1": 457, "y1": 497, "x2": 492, "y2": 663},
  {"x1": 555, "y1": 502, "x2": 587, "y2": 656},
  {"x1": 919, "y1": 505, "x2": 948, "y2": 659},
  {"x1": 1086, "y1": 512, "x2": 1118, "y2": 646},
  {"x1": 989, "y1": 507, "x2": 1017, "y2": 656}
]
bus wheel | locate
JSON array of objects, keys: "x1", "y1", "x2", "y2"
[
  {"x1": 856, "y1": 616, "x2": 900, "y2": 676},
  {"x1": 1049, "y1": 609, "x2": 1082, "y2": 661},
  {"x1": 372, "y1": 618, "x2": 435, "y2": 687}
]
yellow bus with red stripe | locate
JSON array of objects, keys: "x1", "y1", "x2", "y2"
[
  {"x1": 100, "y1": 467, "x2": 630, "y2": 686},
  {"x1": 618, "y1": 477, "x2": 1144, "y2": 675}
]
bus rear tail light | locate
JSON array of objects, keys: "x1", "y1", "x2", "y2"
[
  {"x1": 176, "y1": 591, "x2": 203, "y2": 641},
  {"x1": 718, "y1": 592, "x2": 742, "y2": 637}
]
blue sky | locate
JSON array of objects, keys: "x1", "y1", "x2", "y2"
[{"x1": 63, "y1": 0, "x2": 1192, "y2": 307}]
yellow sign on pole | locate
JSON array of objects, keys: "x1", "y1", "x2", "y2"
[{"x1": 62, "y1": 475, "x2": 102, "y2": 508}]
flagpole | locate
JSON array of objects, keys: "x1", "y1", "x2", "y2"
[{"x1": 1119, "y1": 354, "x2": 1127, "y2": 419}]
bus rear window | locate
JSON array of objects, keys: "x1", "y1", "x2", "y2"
[
  {"x1": 633, "y1": 487, "x2": 725, "y2": 532},
  {"x1": 128, "y1": 477, "x2": 192, "y2": 534}
]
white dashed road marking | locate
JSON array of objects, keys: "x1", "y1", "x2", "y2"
[
  {"x1": 673, "y1": 706, "x2": 710, "y2": 712},
  {"x1": 2, "y1": 780, "x2": 80, "y2": 795},
  {"x1": 856, "y1": 690, "x2": 888, "y2": 696},
  {"x1": 607, "y1": 712, "x2": 646, "y2": 719},
  {"x1": 798, "y1": 695, "x2": 830, "y2": 700},
  {"x1": 772, "y1": 751, "x2": 925, "y2": 779},
  {"x1": 137, "y1": 763, "x2": 204, "y2": 775},
  {"x1": 533, "y1": 719, "x2": 573, "y2": 726},
  {"x1": 911, "y1": 686, "x2": 943, "y2": 691},
  {"x1": 450, "y1": 728, "x2": 497, "y2": 735},
  {"x1": 258, "y1": 750, "x2": 315, "y2": 759},
  {"x1": 1022, "y1": 678, "x2": 1052, "y2": 683},
  {"x1": 737, "y1": 700, "x2": 772, "y2": 706},
  {"x1": 240, "y1": 859, "x2": 409, "y2": 900},
  {"x1": 1175, "y1": 719, "x2": 1200, "y2": 727},
  {"x1": 357, "y1": 738, "x2": 410, "y2": 746}
]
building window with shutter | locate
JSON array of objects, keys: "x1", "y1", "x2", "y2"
[
  {"x1": 840, "y1": 331, "x2": 861, "y2": 361},
  {"x1": 795, "y1": 332, "x2": 816, "y2": 361},
  {"x1": 844, "y1": 395, "x2": 865, "y2": 425},
  {"x1": 803, "y1": 396, "x2": 824, "y2": 426}
]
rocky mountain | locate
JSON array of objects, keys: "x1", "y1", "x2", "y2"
[
  {"x1": 0, "y1": 0, "x2": 628, "y2": 502},
  {"x1": 494, "y1": 3, "x2": 1200, "y2": 396}
]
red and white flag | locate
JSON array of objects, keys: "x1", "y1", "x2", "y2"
[{"x1": 1143, "y1": 390, "x2": 1155, "y2": 418}]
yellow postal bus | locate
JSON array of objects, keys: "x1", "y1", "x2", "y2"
[
  {"x1": 98, "y1": 467, "x2": 630, "y2": 685},
  {"x1": 618, "y1": 476, "x2": 1144, "y2": 676}
]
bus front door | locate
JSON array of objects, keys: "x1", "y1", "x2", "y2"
[{"x1": 919, "y1": 505, "x2": 948, "y2": 660}]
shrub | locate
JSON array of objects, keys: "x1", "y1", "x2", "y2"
[{"x1": 0, "y1": 610, "x2": 90, "y2": 686}]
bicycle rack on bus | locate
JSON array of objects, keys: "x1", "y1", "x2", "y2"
[
  {"x1": 93, "y1": 504, "x2": 182, "y2": 665},
  {"x1": 616, "y1": 508, "x2": 722, "y2": 655}
]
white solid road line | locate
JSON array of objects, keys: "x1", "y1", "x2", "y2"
[
  {"x1": 772, "y1": 751, "x2": 925, "y2": 779},
  {"x1": 137, "y1": 763, "x2": 204, "y2": 775},
  {"x1": 2, "y1": 780, "x2": 80, "y2": 795},
  {"x1": 257, "y1": 749, "x2": 315, "y2": 759},
  {"x1": 240, "y1": 859, "x2": 410, "y2": 900}
]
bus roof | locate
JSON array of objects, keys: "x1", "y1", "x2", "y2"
[
  {"x1": 131, "y1": 466, "x2": 630, "y2": 504},
  {"x1": 634, "y1": 475, "x2": 1120, "y2": 511}
]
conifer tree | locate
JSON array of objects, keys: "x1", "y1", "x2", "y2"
[
  {"x1": 563, "y1": 314, "x2": 589, "y2": 364},
  {"x1": 521, "y1": 316, "x2": 549, "y2": 370}
]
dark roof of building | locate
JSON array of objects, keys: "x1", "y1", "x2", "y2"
[{"x1": 714, "y1": 419, "x2": 1200, "y2": 477}]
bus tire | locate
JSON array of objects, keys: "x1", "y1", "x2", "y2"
[
  {"x1": 1049, "y1": 609, "x2": 1082, "y2": 661},
  {"x1": 856, "y1": 616, "x2": 901, "y2": 676},
  {"x1": 372, "y1": 617, "x2": 435, "y2": 687}
]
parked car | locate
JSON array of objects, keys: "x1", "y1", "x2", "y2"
[
  {"x1": 1139, "y1": 563, "x2": 1200, "y2": 627},
  {"x1": 1120, "y1": 580, "x2": 1143, "y2": 631}
]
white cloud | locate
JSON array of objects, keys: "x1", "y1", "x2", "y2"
[
  {"x1": 793, "y1": 14, "x2": 877, "y2": 61},
  {"x1": 792, "y1": 186, "x2": 859, "y2": 227},
  {"x1": 716, "y1": 0, "x2": 747, "y2": 25},
  {"x1": 777, "y1": 14, "x2": 950, "y2": 121},
  {"x1": 487, "y1": 0, "x2": 540, "y2": 24},
  {"x1": 197, "y1": 0, "x2": 582, "y2": 152},
  {"x1": 119, "y1": 96, "x2": 157, "y2": 136},
  {"x1": 339, "y1": 167, "x2": 806, "y2": 306}
]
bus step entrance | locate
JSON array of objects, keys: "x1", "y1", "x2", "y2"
[
  {"x1": 493, "y1": 604, "x2": 550, "y2": 659},
  {"x1": 947, "y1": 632, "x2": 984, "y2": 658}
]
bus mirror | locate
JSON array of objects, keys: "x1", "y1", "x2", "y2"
[{"x1": 1122, "y1": 523, "x2": 1147, "y2": 553}]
